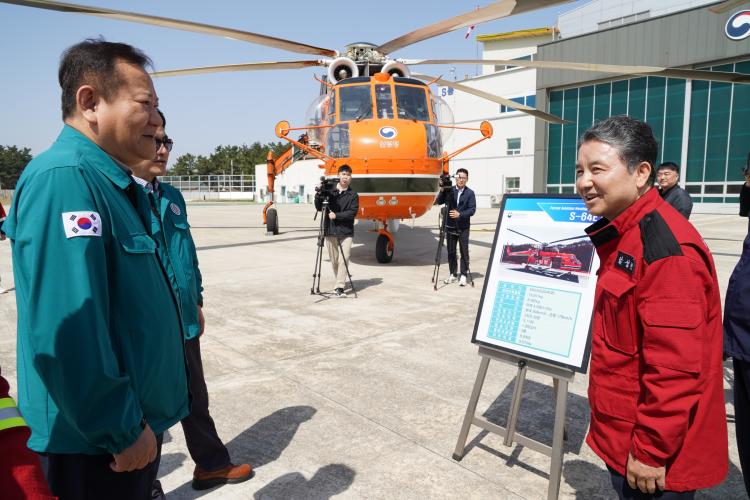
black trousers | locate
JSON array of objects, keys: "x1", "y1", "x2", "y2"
[
  {"x1": 734, "y1": 357, "x2": 750, "y2": 497},
  {"x1": 39, "y1": 434, "x2": 163, "y2": 500},
  {"x1": 446, "y1": 226, "x2": 470, "y2": 277},
  {"x1": 181, "y1": 335, "x2": 231, "y2": 472},
  {"x1": 608, "y1": 467, "x2": 694, "y2": 500}
]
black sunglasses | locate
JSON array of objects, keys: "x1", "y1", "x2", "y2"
[{"x1": 155, "y1": 137, "x2": 174, "y2": 152}]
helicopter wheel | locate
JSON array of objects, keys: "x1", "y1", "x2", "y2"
[
  {"x1": 266, "y1": 207, "x2": 279, "y2": 235},
  {"x1": 376, "y1": 234, "x2": 394, "y2": 263}
]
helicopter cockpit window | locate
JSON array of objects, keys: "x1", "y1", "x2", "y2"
[
  {"x1": 327, "y1": 92, "x2": 336, "y2": 124},
  {"x1": 375, "y1": 84, "x2": 394, "y2": 119},
  {"x1": 338, "y1": 85, "x2": 373, "y2": 121},
  {"x1": 395, "y1": 85, "x2": 430, "y2": 122}
]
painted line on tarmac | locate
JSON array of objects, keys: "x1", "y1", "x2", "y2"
[{"x1": 196, "y1": 234, "x2": 316, "y2": 252}]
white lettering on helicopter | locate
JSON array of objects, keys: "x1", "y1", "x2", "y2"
[{"x1": 379, "y1": 140, "x2": 400, "y2": 149}]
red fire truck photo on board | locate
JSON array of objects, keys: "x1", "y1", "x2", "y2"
[{"x1": 500, "y1": 224, "x2": 596, "y2": 286}]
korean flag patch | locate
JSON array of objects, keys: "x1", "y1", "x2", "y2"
[{"x1": 62, "y1": 211, "x2": 102, "y2": 238}]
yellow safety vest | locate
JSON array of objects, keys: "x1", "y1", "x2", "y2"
[{"x1": 0, "y1": 397, "x2": 26, "y2": 431}]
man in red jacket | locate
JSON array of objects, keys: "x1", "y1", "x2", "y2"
[
  {"x1": 575, "y1": 116, "x2": 727, "y2": 498},
  {"x1": 0, "y1": 371, "x2": 54, "y2": 499}
]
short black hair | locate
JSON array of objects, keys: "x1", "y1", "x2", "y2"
[
  {"x1": 456, "y1": 168, "x2": 469, "y2": 177},
  {"x1": 337, "y1": 164, "x2": 352, "y2": 175},
  {"x1": 157, "y1": 109, "x2": 166, "y2": 128},
  {"x1": 657, "y1": 161, "x2": 679, "y2": 174},
  {"x1": 59, "y1": 38, "x2": 153, "y2": 120},
  {"x1": 578, "y1": 115, "x2": 658, "y2": 184}
]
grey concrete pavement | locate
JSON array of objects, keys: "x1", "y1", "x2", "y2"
[{"x1": 0, "y1": 203, "x2": 745, "y2": 499}]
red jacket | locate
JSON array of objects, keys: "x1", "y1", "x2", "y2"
[
  {"x1": 584, "y1": 188, "x2": 727, "y2": 491},
  {"x1": 0, "y1": 374, "x2": 55, "y2": 499}
]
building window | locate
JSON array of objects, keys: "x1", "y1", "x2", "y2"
[
  {"x1": 507, "y1": 138, "x2": 521, "y2": 155},
  {"x1": 500, "y1": 94, "x2": 537, "y2": 113},
  {"x1": 494, "y1": 54, "x2": 535, "y2": 73},
  {"x1": 505, "y1": 177, "x2": 520, "y2": 193},
  {"x1": 546, "y1": 60, "x2": 750, "y2": 204}
]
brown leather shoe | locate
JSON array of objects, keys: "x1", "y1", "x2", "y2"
[{"x1": 192, "y1": 463, "x2": 254, "y2": 490}]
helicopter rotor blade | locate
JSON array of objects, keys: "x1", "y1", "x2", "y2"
[
  {"x1": 413, "y1": 73, "x2": 568, "y2": 124},
  {"x1": 508, "y1": 228, "x2": 544, "y2": 244},
  {"x1": 0, "y1": 0, "x2": 338, "y2": 57},
  {"x1": 404, "y1": 59, "x2": 750, "y2": 84},
  {"x1": 546, "y1": 234, "x2": 589, "y2": 245},
  {"x1": 151, "y1": 60, "x2": 328, "y2": 78},
  {"x1": 377, "y1": 0, "x2": 571, "y2": 55}
]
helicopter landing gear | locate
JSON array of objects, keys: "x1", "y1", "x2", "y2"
[
  {"x1": 263, "y1": 203, "x2": 279, "y2": 236},
  {"x1": 376, "y1": 229, "x2": 394, "y2": 263}
]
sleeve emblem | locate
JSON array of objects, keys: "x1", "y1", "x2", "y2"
[{"x1": 62, "y1": 211, "x2": 102, "y2": 238}]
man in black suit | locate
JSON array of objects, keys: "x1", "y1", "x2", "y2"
[{"x1": 436, "y1": 168, "x2": 476, "y2": 286}]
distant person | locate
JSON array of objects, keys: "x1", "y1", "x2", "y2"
[
  {"x1": 723, "y1": 163, "x2": 750, "y2": 497},
  {"x1": 131, "y1": 110, "x2": 252, "y2": 494},
  {"x1": 0, "y1": 368, "x2": 54, "y2": 499},
  {"x1": 3, "y1": 39, "x2": 189, "y2": 499},
  {"x1": 576, "y1": 116, "x2": 727, "y2": 498},
  {"x1": 656, "y1": 162, "x2": 692, "y2": 219},
  {"x1": 0, "y1": 199, "x2": 6, "y2": 294},
  {"x1": 437, "y1": 168, "x2": 475, "y2": 286},
  {"x1": 314, "y1": 164, "x2": 359, "y2": 297}
]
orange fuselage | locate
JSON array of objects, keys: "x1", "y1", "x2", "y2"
[{"x1": 320, "y1": 118, "x2": 441, "y2": 221}]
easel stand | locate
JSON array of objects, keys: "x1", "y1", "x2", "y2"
[{"x1": 453, "y1": 346, "x2": 574, "y2": 500}]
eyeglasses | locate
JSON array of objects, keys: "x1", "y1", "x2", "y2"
[{"x1": 155, "y1": 137, "x2": 173, "y2": 152}]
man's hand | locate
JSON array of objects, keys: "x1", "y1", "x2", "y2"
[
  {"x1": 328, "y1": 212, "x2": 337, "y2": 220},
  {"x1": 197, "y1": 304, "x2": 205, "y2": 337},
  {"x1": 110, "y1": 424, "x2": 157, "y2": 473},
  {"x1": 744, "y1": 173, "x2": 750, "y2": 186},
  {"x1": 626, "y1": 452, "x2": 665, "y2": 494},
  {"x1": 449, "y1": 209, "x2": 460, "y2": 219}
]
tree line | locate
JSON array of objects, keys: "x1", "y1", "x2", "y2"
[{"x1": 0, "y1": 141, "x2": 291, "y2": 188}]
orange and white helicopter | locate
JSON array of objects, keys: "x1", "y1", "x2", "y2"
[{"x1": 3, "y1": 0, "x2": 748, "y2": 263}]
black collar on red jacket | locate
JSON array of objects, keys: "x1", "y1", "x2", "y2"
[{"x1": 585, "y1": 188, "x2": 663, "y2": 248}]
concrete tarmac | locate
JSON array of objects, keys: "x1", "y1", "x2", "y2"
[{"x1": 0, "y1": 203, "x2": 745, "y2": 499}]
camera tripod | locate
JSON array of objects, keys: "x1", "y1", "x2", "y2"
[
  {"x1": 311, "y1": 198, "x2": 357, "y2": 297},
  {"x1": 431, "y1": 185, "x2": 474, "y2": 290}
]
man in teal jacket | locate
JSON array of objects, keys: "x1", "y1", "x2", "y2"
[
  {"x1": 3, "y1": 40, "x2": 188, "y2": 499},
  {"x1": 132, "y1": 110, "x2": 252, "y2": 494}
]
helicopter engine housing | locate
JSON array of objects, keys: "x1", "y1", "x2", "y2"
[
  {"x1": 381, "y1": 61, "x2": 410, "y2": 78},
  {"x1": 327, "y1": 57, "x2": 359, "y2": 83}
]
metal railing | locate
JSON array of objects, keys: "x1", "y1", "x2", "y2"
[{"x1": 161, "y1": 174, "x2": 256, "y2": 201}]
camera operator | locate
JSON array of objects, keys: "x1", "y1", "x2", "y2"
[
  {"x1": 436, "y1": 168, "x2": 475, "y2": 286},
  {"x1": 723, "y1": 156, "x2": 750, "y2": 497},
  {"x1": 314, "y1": 164, "x2": 359, "y2": 297}
]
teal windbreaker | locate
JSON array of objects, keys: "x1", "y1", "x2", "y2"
[
  {"x1": 3, "y1": 126, "x2": 189, "y2": 454},
  {"x1": 145, "y1": 182, "x2": 203, "y2": 340}
]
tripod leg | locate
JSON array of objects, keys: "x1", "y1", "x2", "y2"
[
  {"x1": 337, "y1": 236, "x2": 357, "y2": 298},
  {"x1": 312, "y1": 205, "x2": 328, "y2": 295},
  {"x1": 432, "y1": 207, "x2": 449, "y2": 289}
]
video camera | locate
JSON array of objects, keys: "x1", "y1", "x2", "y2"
[
  {"x1": 315, "y1": 176, "x2": 340, "y2": 201},
  {"x1": 439, "y1": 173, "x2": 453, "y2": 191}
]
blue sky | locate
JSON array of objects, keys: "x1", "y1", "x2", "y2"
[{"x1": 0, "y1": 0, "x2": 586, "y2": 160}]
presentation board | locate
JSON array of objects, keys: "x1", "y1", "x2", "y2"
[{"x1": 472, "y1": 194, "x2": 601, "y2": 373}]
